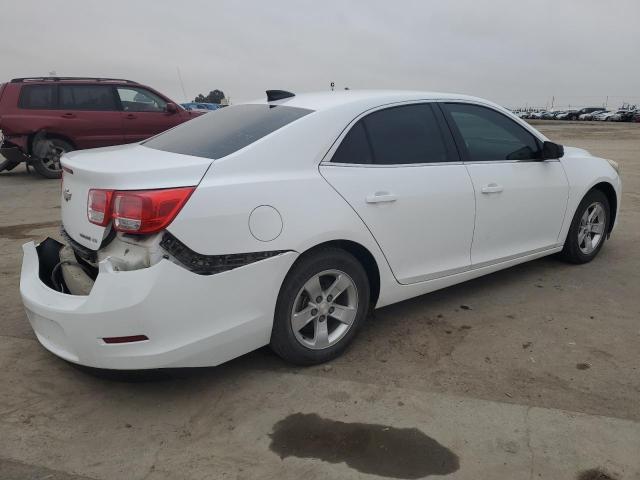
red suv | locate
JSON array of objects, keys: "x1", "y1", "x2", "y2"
[{"x1": 0, "y1": 77, "x2": 201, "y2": 178}]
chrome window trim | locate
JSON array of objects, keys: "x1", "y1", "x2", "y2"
[{"x1": 321, "y1": 161, "x2": 464, "y2": 168}]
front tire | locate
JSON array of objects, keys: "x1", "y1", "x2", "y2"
[
  {"x1": 560, "y1": 189, "x2": 610, "y2": 264},
  {"x1": 270, "y1": 248, "x2": 370, "y2": 365}
]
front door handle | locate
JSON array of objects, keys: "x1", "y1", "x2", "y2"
[
  {"x1": 481, "y1": 183, "x2": 504, "y2": 194},
  {"x1": 366, "y1": 192, "x2": 397, "y2": 204},
  {"x1": 124, "y1": 113, "x2": 137, "y2": 120},
  {"x1": 61, "y1": 112, "x2": 76, "y2": 119}
]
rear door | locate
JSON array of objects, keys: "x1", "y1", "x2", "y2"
[
  {"x1": 320, "y1": 102, "x2": 476, "y2": 284},
  {"x1": 441, "y1": 102, "x2": 569, "y2": 265},
  {"x1": 116, "y1": 86, "x2": 187, "y2": 142},
  {"x1": 58, "y1": 84, "x2": 124, "y2": 148}
]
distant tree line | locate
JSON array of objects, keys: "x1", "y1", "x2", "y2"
[{"x1": 194, "y1": 89, "x2": 226, "y2": 104}]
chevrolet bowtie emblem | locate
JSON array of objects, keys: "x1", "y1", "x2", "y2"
[{"x1": 63, "y1": 188, "x2": 72, "y2": 202}]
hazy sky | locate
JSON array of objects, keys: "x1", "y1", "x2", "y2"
[{"x1": 1, "y1": 0, "x2": 639, "y2": 109}]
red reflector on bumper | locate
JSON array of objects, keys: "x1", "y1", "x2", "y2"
[{"x1": 103, "y1": 335, "x2": 149, "y2": 344}]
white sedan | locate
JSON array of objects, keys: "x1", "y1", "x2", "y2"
[{"x1": 20, "y1": 90, "x2": 621, "y2": 369}]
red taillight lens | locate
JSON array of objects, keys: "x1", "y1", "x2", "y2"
[
  {"x1": 87, "y1": 189, "x2": 114, "y2": 226},
  {"x1": 112, "y1": 187, "x2": 195, "y2": 234}
]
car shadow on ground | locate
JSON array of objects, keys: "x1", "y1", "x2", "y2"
[{"x1": 64, "y1": 253, "x2": 565, "y2": 386}]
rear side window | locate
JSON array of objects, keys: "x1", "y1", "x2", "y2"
[
  {"x1": 331, "y1": 122, "x2": 373, "y2": 164},
  {"x1": 444, "y1": 103, "x2": 541, "y2": 161},
  {"x1": 365, "y1": 104, "x2": 449, "y2": 164},
  {"x1": 19, "y1": 85, "x2": 57, "y2": 109},
  {"x1": 331, "y1": 103, "x2": 450, "y2": 165},
  {"x1": 59, "y1": 85, "x2": 118, "y2": 111},
  {"x1": 144, "y1": 104, "x2": 313, "y2": 159}
]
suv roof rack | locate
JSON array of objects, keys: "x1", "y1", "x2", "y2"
[{"x1": 10, "y1": 77, "x2": 139, "y2": 84}]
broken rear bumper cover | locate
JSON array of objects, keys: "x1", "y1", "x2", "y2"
[{"x1": 20, "y1": 238, "x2": 298, "y2": 369}]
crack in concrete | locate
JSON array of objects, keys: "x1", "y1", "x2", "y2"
[{"x1": 524, "y1": 405, "x2": 535, "y2": 480}]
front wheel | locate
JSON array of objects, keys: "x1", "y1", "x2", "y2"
[
  {"x1": 31, "y1": 138, "x2": 72, "y2": 179},
  {"x1": 560, "y1": 189, "x2": 610, "y2": 264},
  {"x1": 270, "y1": 248, "x2": 370, "y2": 365}
]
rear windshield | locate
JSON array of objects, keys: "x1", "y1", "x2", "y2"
[{"x1": 144, "y1": 104, "x2": 313, "y2": 159}]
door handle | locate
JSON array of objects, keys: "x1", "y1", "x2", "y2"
[
  {"x1": 366, "y1": 192, "x2": 397, "y2": 204},
  {"x1": 61, "y1": 112, "x2": 76, "y2": 119},
  {"x1": 124, "y1": 114, "x2": 137, "y2": 119},
  {"x1": 481, "y1": 183, "x2": 504, "y2": 194}
]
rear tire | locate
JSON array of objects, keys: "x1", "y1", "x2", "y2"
[
  {"x1": 560, "y1": 189, "x2": 610, "y2": 264},
  {"x1": 31, "y1": 138, "x2": 72, "y2": 179},
  {"x1": 270, "y1": 247, "x2": 370, "y2": 365}
]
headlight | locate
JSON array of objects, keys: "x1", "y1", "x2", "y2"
[{"x1": 607, "y1": 159, "x2": 620, "y2": 174}]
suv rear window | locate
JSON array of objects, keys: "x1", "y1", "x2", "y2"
[
  {"x1": 19, "y1": 85, "x2": 57, "y2": 109},
  {"x1": 144, "y1": 104, "x2": 313, "y2": 159}
]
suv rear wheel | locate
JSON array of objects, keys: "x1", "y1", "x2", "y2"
[{"x1": 32, "y1": 138, "x2": 72, "y2": 179}]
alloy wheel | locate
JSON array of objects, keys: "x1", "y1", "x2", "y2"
[
  {"x1": 290, "y1": 269, "x2": 358, "y2": 350},
  {"x1": 41, "y1": 144, "x2": 66, "y2": 173},
  {"x1": 578, "y1": 202, "x2": 606, "y2": 255}
]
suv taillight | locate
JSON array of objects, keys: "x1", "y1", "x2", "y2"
[{"x1": 88, "y1": 187, "x2": 195, "y2": 234}]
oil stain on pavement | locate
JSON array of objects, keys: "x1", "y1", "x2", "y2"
[
  {"x1": 577, "y1": 468, "x2": 618, "y2": 480},
  {"x1": 269, "y1": 413, "x2": 459, "y2": 479}
]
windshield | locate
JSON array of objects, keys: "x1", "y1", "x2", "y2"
[{"x1": 144, "y1": 104, "x2": 313, "y2": 160}]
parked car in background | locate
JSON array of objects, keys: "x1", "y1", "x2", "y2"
[
  {"x1": 611, "y1": 110, "x2": 636, "y2": 122},
  {"x1": 579, "y1": 110, "x2": 605, "y2": 120},
  {"x1": 181, "y1": 102, "x2": 223, "y2": 113},
  {"x1": 540, "y1": 111, "x2": 558, "y2": 120},
  {"x1": 593, "y1": 110, "x2": 615, "y2": 121},
  {"x1": 572, "y1": 107, "x2": 604, "y2": 120},
  {"x1": 0, "y1": 77, "x2": 201, "y2": 178},
  {"x1": 20, "y1": 90, "x2": 620, "y2": 369}
]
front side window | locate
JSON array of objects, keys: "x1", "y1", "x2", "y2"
[
  {"x1": 19, "y1": 85, "x2": 56, "y2": 109},
  {"x1": 444, "y1": 103, "x2": 541, "y2": 161},
  {"x1": 144, "y1": 104, "x2": 313, "y2": 160},
  {"x1": 117, "y1": 87, "x2": 167, "y2": 112},
  {"x1": 331, "y1": 103, "x2": 450, "y2": 165},
  {"x1": 59, "y1": 85, "x2": 117, "y2": 111}
]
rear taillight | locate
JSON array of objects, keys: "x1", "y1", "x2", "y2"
[
  {"x1": 88, "y1": 189, "x2": 114, "y2": 226},
  {"x1": 87, "y1": 187, "x2": 195, "y2": 234}
]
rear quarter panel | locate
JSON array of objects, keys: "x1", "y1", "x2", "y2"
[{"x1": 167, "y1": 108, "x2": 400, "y2": 307}]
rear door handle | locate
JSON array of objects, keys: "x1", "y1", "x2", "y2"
[
  {"x1": 124, "y1": 114, "x2": 137, "y2": 120},
  {"x1": 61, "y1": 112, "x2": 76, "y2": 119},
  {"x1": 366, "y1": 192, "x2": 397, "y2": 204},
  {"x1": 481, "y1": 183, "x2": 504, "y2": 194}
]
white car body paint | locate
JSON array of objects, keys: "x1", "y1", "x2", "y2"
[{"x1": 20, "y1": 90, "x2": 621, "y2": 369}]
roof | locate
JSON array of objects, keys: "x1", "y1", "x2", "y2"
[
  {"x1": 246, "y1": 89, "x2": 498, "y2": 112},
  {"x1": 10, "y1": 77, "x2": 138, "y2": 84}
]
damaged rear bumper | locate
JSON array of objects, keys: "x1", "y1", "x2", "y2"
[{"x1": 20, "y1": 238, "x2": 298, "y2": 369}]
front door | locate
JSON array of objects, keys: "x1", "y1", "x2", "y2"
[
  {"x1": 441, "y1": 102, "x2": 569, "y2": 265},
  {"x1": 320, "y1": 102, "x2": 476, "y2": 284},
  {"x1": 116, "y1": 86, "x2": 186, "y2": 143}
]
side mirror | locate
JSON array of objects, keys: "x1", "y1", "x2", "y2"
[
  {"x1": 542, "y1": 141, "x2": 564, "y2": 160},
  {"x1": 166, "y1": 102, "x2": 179, "y2": 114}
]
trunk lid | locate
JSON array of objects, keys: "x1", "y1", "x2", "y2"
[{"x1": 61, "y1": 143, "x2": 211, "y2": 250}]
